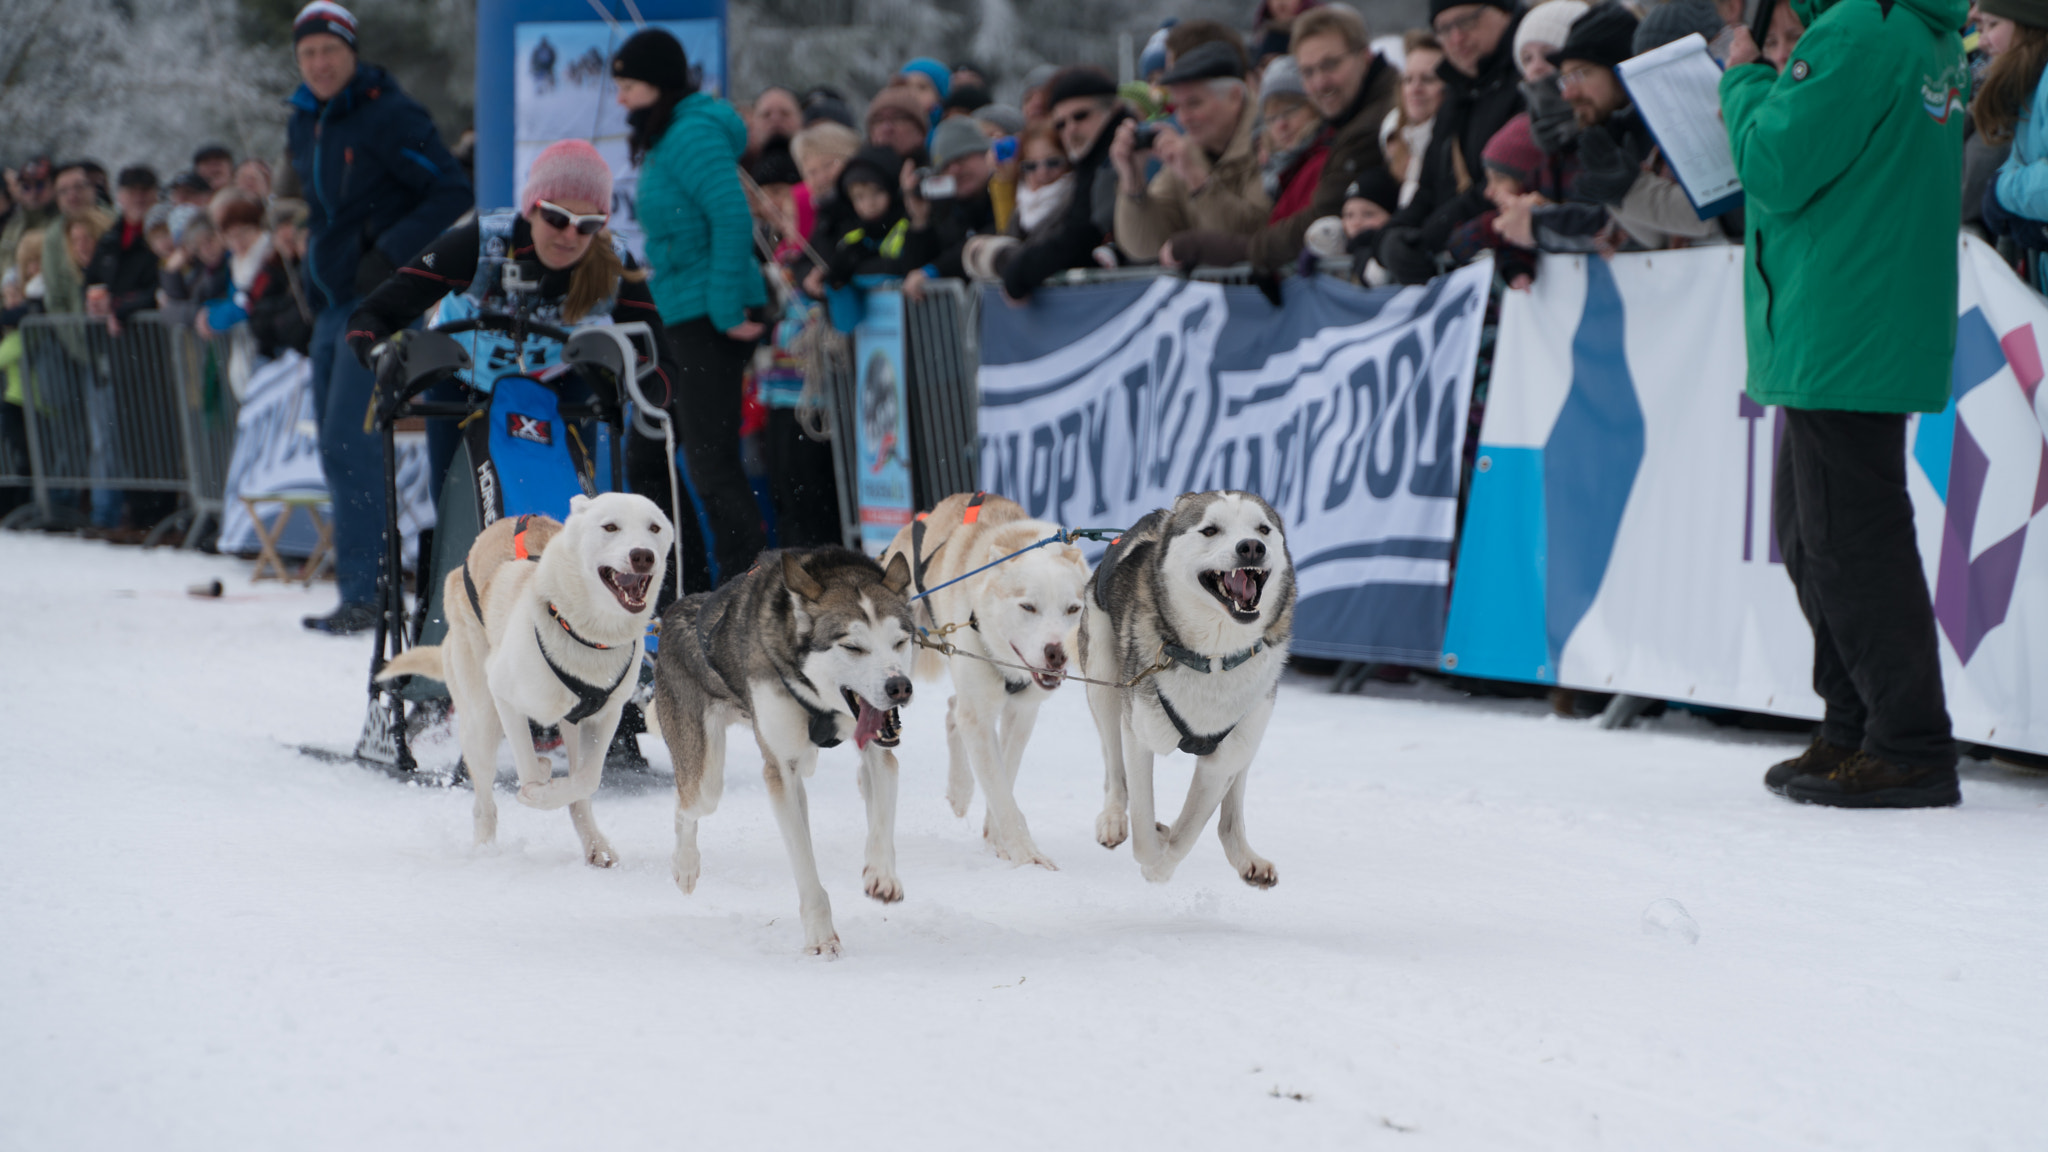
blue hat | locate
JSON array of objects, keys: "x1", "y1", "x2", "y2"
[{"x1": 899, "y1": 57, "x2": 952, "y2": 101}]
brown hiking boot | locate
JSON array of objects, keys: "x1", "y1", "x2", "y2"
[
  {"x1": 1782, "y1": 751, "x2": 1961, "y2": 809},
  {"x1": 1764, "y1": 737, "x2": 1856, "y2": 796}
]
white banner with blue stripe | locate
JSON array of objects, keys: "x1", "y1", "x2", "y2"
[
  {"x1": 1443, "y1": 239, "x2": 2048, "y2": 757},
  {"x1": 975, "y1": 261, "x2": 1490, "y2": 665}
]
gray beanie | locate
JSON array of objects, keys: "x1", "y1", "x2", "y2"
[
  {"x1": 1260, "y1": 56, "x2": 1308, "y2": 107},
  {"x1": 930, "y1": 116, "x2": 991, "y2": 170},
  {"x1": 973, "y1": 103, "x2": 1025, "y2": 135},
  {"x1": 1022, "y1": 63, "x2": 1060, "y2": 93}
]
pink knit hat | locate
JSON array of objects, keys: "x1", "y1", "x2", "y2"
[{"x1": 520, "y1": 140, "x2": 614, "y2": 216}]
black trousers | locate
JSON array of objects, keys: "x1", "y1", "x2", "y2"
[
  {"x1": 764, "y1": 406, "x2": 844, "y2": 548},
  {"x1": 652, "y1": 319, "x2": 767, "y2": 597},
  {"x1": 1775, "y1": 408, "x2": 1954, "y2": 769}
]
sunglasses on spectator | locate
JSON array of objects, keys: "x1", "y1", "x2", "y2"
[
  {"x1": 1052, "y1": 107, "x2": 1097, "y2": 133},
  {"x1": 535, "y1": 200, "x2": 609, "y2": 235},
  {"x1": 1021, "y1": 157, "x2": 1069, "y2": 174},
  {"x1": 18, "y1": 179, "x2": 47, "y2": 192},
  {"x1": 1433, "y1": 8, "x2": 1489, "y2": 36}
]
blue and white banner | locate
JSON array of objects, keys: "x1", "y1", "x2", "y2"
[
  {"x1": 1443, "y1": 239, "x2": 2048, "y2": 757},
  {"x1": 855, "y1": 288, "x2": 914, "y2": 555},
  {"x1": 219, "y1": 352, "x2": 435, "y2": 566},
  {"x1": 976, "y1": 261, "x2": 1491, "y2": 665}
]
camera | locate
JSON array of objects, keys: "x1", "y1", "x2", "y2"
[{"x1": 1133, "y1": 123, "x2": 1162, "y2": 150}]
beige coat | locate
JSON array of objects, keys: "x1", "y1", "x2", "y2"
[{"x1": 1113, "y1": 94, "x2": 1269, "y2": 263}]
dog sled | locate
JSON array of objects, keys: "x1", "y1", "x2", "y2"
[{"x1": 301, "y1": 292, "x2": 680, "y2": 784}]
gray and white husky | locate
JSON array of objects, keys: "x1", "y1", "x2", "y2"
[
  {"x1": 1080, "y1": 491, "x2": 1296, "y2": 887},
  {"x1": 651, "y1": 547, "x2": 917, "y2": 956}
]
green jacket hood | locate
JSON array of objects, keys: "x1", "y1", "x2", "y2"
[
  {"x1": 1790, "y1": 0, "x2": 1968, "y2": 36},
  {"x1": 676, "y1": 90, "x2": 748, "y2": 156}
]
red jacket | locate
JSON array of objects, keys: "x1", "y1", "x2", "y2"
[{"x1": 1267, "y1": 146, "x2": 1330, "y2": 224}]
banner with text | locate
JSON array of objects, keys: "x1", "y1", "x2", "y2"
[
  {"x1": 1442, "y1": 239, "x2": 2048, "y2": 756},
  {"x1": 219, "y1": 353, "x2": 435, "y2": 565},
  {"x1": 977, "y1": 261, "x2": 1490, "y2": 665}
]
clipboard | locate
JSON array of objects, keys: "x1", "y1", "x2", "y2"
[{"x1": 1616, "y1": 33, "x2": 1745, "y2": 219}]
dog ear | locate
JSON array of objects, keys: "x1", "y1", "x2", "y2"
[
  {"x1": 569, "y1": 494, "x2": 590, "y2": 517},
  {"x1": 781, "y1": 552, "x2": 825, "y2": 601},
  {"x1": 880, "y1": 550, "x2": 913, "y2": 595}
]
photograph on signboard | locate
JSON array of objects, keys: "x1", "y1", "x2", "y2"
[{"x1": 512, "y1": 19, "x2": 723, "y2": 258}]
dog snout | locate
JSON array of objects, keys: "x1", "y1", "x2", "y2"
[
  {"x1": 884, "y1": 674, "x2": 913, "y2": 705},
  {"x1": 1235, "y1": 537, "x2": 1266, "y2": 564},
  {"x1": 1043, "y1": 643, "x2": 1067, "y2": 671},
  {"x1": 628, "y1": 548, "x2": 656, "y2": 574}
]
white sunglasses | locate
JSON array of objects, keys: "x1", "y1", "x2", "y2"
[{"x1": 535, "y1": 199, "x2": 609, "y2": 235}]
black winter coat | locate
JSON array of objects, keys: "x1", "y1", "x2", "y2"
[
  {"x1": 1000, "y1": 106, "x2": 1133, "y2": 298},
  {"x1": 84, "y1": 222, "x2": 163, "y2": 322},
  {"x1": 1382, "y1": 13, "x2": 1527, "y2": 282}
]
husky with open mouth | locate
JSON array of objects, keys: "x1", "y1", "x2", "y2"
[
  {"x1": 651, "y1": 547, "x2": 917, "y2": 956},
  {"x1": 882, "y1": 492, "x2": 1092, "y2": 870},
  {"x1": 375, "y1": 492, "x2": 671, "y2": 867},
  {"x1": 1080, "y1": 491, "x2": 1295, "y2": 887}
]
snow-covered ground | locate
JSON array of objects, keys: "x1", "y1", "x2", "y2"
[{"x1": 4, "y1": 532, "x2": 2045, "y2": 1150}]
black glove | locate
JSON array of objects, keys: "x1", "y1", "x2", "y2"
[
  {"x1": 1574, "y1": 126, "x2": 1639, "y2": 206},
  {"x1": 1377, "y1": 226, "x2": 1439, "y2": 286},
  {"x1": 348, "y1": 328, "x2": 382, "y2": 371},
  {"x1": 1522, "y1": 77, "x2": 1581, "y2": 155},
  {"x1": 353, "y1": 245, "x2": 396, "y2": 300}
]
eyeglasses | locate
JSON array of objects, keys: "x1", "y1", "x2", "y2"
[
  {"x1": 1558, "y1": 64, "x2": 1602, "y2": 88},
  {"x1": 17, "y1": 179, "x2": 47, "y2": 193},
  {"x1": 1020, "y1": 157, "x2": 1069, "y2": 174},
  {"x1": 1433, "y1": 7, "x2": 1490, "y2": 36},
  {"x1": 535, "y1": 200, "x2": 609, "y2": 235},
  {"x1": 1298, "y1": 52, "x2": 1361, "y2": 82},
  {"x1": 1052, "y1": 107, "x2": 1098, "y2": 134}
]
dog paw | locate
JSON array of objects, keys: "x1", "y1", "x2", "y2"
[
  {"x1": 863, "y1": 866, "x2": 904, "y2": 904},
  {"x1": 1096, "y1": 808, "x2": 1129, "y2": 850},
  {"x1": 947, "y1": 774, "x2": 974, "y2": 819},
  {"x1": 804, "y1": 932, "x2": 843, "y2": 958},
  {"x1": 584, "y1": 839, "x2": 618, "y2": 869},
  {"x1": 1140, "y1": 857, "x2": 1178, "y2": 884},
  {"x1": 672, "y1": 855, "x2": 701, "y2": 895},
  {"x1": 1238, "y1": 856, "x2": 1278, "y2": 889}
]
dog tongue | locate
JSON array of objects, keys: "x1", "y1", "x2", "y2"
[
  {"x1": 1224, "y1": 568, "x2": 1256, "y2": 603},
  {"x1": 852, "y1": 697, "x2": 886, "y2": 749}
]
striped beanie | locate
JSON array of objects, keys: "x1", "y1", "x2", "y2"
[{"x1": 293, "y1": 1, "x2": 357, "y2": 48}]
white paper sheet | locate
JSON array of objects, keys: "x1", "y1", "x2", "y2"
[{"x1": 1616, "y1": 33, "x2": 1744, "y2": 215}]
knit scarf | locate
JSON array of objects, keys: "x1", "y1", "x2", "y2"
[{"x1": 1014, "y1": 174, "x2": 1074, "y2": 235}]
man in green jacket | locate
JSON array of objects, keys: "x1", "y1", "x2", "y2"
[{"x1": 1722, "y1": 0, "x2": 1968, "y2": 807}]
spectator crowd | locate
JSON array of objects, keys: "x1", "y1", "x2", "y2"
[{"x1": 0, "y1": 0, "x2": 2038, "y2": 599}]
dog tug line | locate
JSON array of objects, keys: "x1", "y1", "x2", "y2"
[{"x1": 909, "y1": 487, "x2": 1261, "y2": 705}]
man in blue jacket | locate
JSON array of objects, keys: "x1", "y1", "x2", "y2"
[{"x1": 286, "y1": 1, "x2": 471, "y2": 633}]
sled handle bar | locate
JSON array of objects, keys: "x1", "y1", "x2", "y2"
[{"x1": 431, "y1": 314, "x2": 574, "y2": 345}]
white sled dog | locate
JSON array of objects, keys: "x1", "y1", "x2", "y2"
[
  {"x1": 377, "y1": 492, "x2": 670, "y2": 866},
  {"x1": 882, "y1": 492, "x2": 1091, "y2": 869},
  {"x1": 1081, "y1": 491, "x2": 1296, "y2": 886},
  {"x1": 651, "y1": 547, "x2": 918, "y2": 957}
]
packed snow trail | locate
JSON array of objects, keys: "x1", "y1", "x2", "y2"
[{"x1": 3, "y1": 534, "x2": 2044, "y2": 1150}]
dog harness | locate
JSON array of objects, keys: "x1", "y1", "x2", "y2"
[
  {"x1": 461, "y1": 514, "x2": 543, "y2": 624},
  {"x1": 907, "y1": 491, "x2": 989, "y2": 597},
  {"x1": 535, "y1": 631, "x2": 635, "y2": 725},
  {"x1": 1091, "y1": 523, "x2": 1275, "y2": 756},
  {"x1": 458, "y1": 513, "x2": 633, "y2": 724}
]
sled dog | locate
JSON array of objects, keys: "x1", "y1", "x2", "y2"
[
  {"x1": 882, "y1": 492, "x2": 1091, "y2": 869},
  {"x1": 651, "y1": 547, "x2": 917, "y2": 956},
  {"x1": 377, "y1": 492, "x2": 670, "y2": 866},
  {"x1": 1081, "y1": 491, "x2": 1296, "y2": 886}
]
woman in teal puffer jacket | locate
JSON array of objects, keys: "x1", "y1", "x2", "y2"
[{"x1": 613, "y1": 29, "x2": 767, "y2": 593}]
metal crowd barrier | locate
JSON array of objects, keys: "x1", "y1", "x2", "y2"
[{"x1": 4, "y1": 312, "x2": 241, "y2": 546}]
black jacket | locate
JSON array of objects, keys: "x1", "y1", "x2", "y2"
[
  {"x1": 346, "y1": 215, "x2": 679, "y2": 404},
  {"x1": 1382, "y1": 11, "x2": 1527, "y2": 282},
  {"x1": 247, "y1": 255, "x2": 314, "y2": 358},
  {"x1": 1000, "y1": 105, "x2": 1133, "y2": 298},
  {"x1": 916, "y1": 186, "x2": 998, "y2": 280},
  {"x1": 84, "y1": 221, "x2": 162, "y2": 322}
]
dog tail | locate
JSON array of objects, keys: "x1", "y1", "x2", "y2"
[{"x1": 375, "y1": 646, "x2": 446, "y2": 683}]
